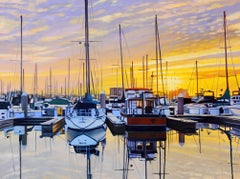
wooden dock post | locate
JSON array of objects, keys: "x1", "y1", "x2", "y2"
[
  {"x1": 177, "y1": 93, "x2": 184, "y2": 115},
  {"x1": 21, "y1": 92, "x2": 28, "y2": 118},
  {"x1": 100, "y1": 92, "x2": 106, "y2": 108}
]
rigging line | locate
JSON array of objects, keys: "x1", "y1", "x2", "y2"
[
  {"x1": 230, "y1": 58, "x2": 240, "y2": 89},
  {"x1": 227, "y1": 42, "x2": 239, "y2": 89},
  {"x1": 216, "y1": 55, "x2": 223, "y2": 96},
  {"x1": 187, "y1": 62, "x2": 196, "y2": 94},
  {"x1": 122, "y1": 29, "x2": 134, "y2": 61},
  {"x1": 125, "y1": 69, "x2": 129, "y2": 89},
  {"x1": 225, "y1": 16, "x2": 239, "y2": 89},
  {"x1": 228, "y1": 50, "x2": 239, "y2": 89},
  {"x1": 156, "y1": 20, "x2": 165, "y2": 97}
]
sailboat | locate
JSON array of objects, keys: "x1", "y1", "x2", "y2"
[
  {"x1": 208, "y1": 11, "x2": 240, "y2": 116},
  {"x1": 184, "y1": 11, "x2": 235, "y2": 116},
  {"x1": 106, "y1": 24, "x2": 126, "y2": 117},
  {"x1": 120, "y1": 15, "x2": 168, "y2": 130},
  {"x1": 65, "y1": 0, "x2": 106, "y2": 130}
]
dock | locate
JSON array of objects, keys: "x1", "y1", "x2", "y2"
[
  {"x1": 167, "y1": 116, "x2": 197, "y2": 134},
  {"x1": 167, "y1": 114, "x2": 240, "y2": 133},
  {"x1": 0, "y1": 118, "x2": 14, "y2": 130},
  {"x1": 174, "y1": 114, "x2": 240, "y2": 127},
  {"x1": 106, "y1": 112, "x2": 125, "y2": 135},
  {"x1": 0, "y1": 116, "x2": 65, "y2": 138},
  {"x1": 40, "y1": 117, "x2": 65, "y2": 137}
]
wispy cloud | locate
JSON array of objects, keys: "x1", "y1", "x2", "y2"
[{"x1": 0, "y1": 0, "x2": 239, "y2": 93}]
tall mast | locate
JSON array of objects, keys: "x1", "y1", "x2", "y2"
[
  {"x1": 155, "y1": 15, "x2": 159, "y2": 95},
  {"x1": 64, "y1": 77, "x2": 66, "y2": 97},
  {"x1": 85, "y1": 0, "x2": 90, "y2": 95},
  {"x1": 20, "y1": 15, "x2": 23, "y2": 94},
  {"x1": 49, "y1": 67, "x2": 52, "y2": 97},
  {"x1": 119, "y1": 24, "x2": 125, "y2": 99},
  {"x1": 196, "y1": 60, "x2": 199, "y2": 97},
  {"x1": 223, "y1": 11, "x2": 229, "y2": 91},
  {"x1": 156, "y1": 15, "x2": 165, "y2": 97},
  {"x1": 146, "y1": 54, "x2": 148, "y2": 89},
  {"x1": 83, "y1": 62, "x2": 85, "y2": 95},
  {"x1": 34, "y1": 63, "x2": 38, "y2": 95},
  {"x1": 68, "y1": 58, "x2": 70, "y2": 97},
  {"x1": 142, "y1": 56, "x2": 145, "y2": 88}
]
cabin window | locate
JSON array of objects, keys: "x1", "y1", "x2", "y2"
[
  {"x1": 136, "y1": 100, "x2": 142, "y2": 108},
  {"x1": 136, "y1": 141, "x2": 143, "y2": 150},
  {"x1": 146, "y1": 142, "x2": 154, "y2": 150},
  {"x1": 146, "y1": 100, "x2": 154, "y2": 107},
  {"x1": 129, "y1": 100, "x2": 142, "y2": 108}
]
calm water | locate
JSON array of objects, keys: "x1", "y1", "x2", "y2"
[{"x1": 0, "y1": 123, "x2": 240, "y2": 179}]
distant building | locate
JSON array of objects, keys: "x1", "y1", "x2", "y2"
[{"x1": 168, "y1": 88, "x2": 190, "y2": 100}]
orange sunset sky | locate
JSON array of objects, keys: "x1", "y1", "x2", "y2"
[{"x1": 0, "y1": 0, "x2": 239, "y2": 98}]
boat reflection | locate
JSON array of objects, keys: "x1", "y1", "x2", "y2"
[
  {"x1": 66, "y1": 125, "x2": 106, "y2": 178},
  {"x1": 4, "y1": 125, "x2": 33, "y2": 179},
  {"x1": 123, "y1": 130, "x2": 166, "y2": 179},
  {"x1": 196, "y1": 122, "x2": 240, "y2": 179}
]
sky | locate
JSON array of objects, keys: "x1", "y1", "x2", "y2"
[{"x1": 0, "y1": 0, "x2": 240, "y2": 97}]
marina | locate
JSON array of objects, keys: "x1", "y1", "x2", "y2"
[{"x1": 0, "y1": 0, "x2": 240, "y2": 178}]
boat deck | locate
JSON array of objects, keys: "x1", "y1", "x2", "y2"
[{"x1": 106, "y1": 112, "x2": 125, "y2": 135}]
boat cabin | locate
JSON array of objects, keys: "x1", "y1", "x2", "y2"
[
  {"x1": 74, "y1": 102, "x2": 97, "y2": 116},
  {"x1": 127, "y1": 140, "x2": 157, "y2": 160},
  {"x1": 231, "y1": 89, "x2": 240, "y2": 105},
  {"x1": 124, "y1": 91, "x2": 155, "y2": 115}
]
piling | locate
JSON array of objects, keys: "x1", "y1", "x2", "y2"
[
  {"x1": 100, "y1": 92, "x2": 106, "y2": 108},
  {"x1": 177, "y1": 93, "x2": 184, "y2": 115},
  {"x1": 21, "y1": 92, "x2": 28, "y2": 118}
]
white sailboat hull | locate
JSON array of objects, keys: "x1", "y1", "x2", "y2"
[
  {"x1": 65, "y1": 112, "x2": 106, "y2": 130},
  {"x1": 67, "y1": 126, "x2": 106, "y2": 146},
  {"x1": 70, "y1": 134, "x2": 99, "y2": 146}
]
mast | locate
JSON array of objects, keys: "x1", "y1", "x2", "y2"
[
  {"x1": 142, "y1": 56, "x2": 145, "y2": 88},
  {"x1": 223, "y1": 11, "x2": 229, "y2": 91},
  {"x1": 49, "y1": 67, "x2": 52, "y2": 98},
  {"x1": 146, "y1": 54, "x2": 148, "y2": 89},
  {"x1": 165, "y1": 61, "x2": 168, "y2": 98},
  {"x1": 64, "y1": 77, "x2": 67, "y2": 97},
  {"x1": 34, "y1": 63, "x2": 38, "y2": 96},
  {"x1": 68, "y1": 58, "x2": 70, "y2": 97},
  {"x1": 83, "y1": 62, "x2": 85, "y2": 95},
  {"x1": 155, "y1": 14, "x2": 166, "y2": 104},
  {"x1": 131, "y1": 61, "x2": 134, "y2": 88},
  {"x1": 196, "y1": 60, "x2": 199, "y2": 97},
  {"x1": 119, "y1": 24, "x2": 125, "y2": 99},
  {"x1": 20, "y1": 15, "x2": 23, "y2": 94},
  {"x1": 156, "y1": 15, "x2": 165, "y2": 97},
  {"x1": 85, "y1": 0, "x2": 90, "y2": 95},
  {"x1": 22, "y1": 69, "x2": 25, "y2": 92},
  {"x1": 155, "y1": 15, "x2": 159, "y2": 95}
]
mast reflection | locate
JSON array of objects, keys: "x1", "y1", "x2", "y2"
[
  {"x1": 123, "y1": 130, "x2": 166, "y2": 179},
  {"x1": 66, "y1": 125, "x2": 106, "y2": 179}
]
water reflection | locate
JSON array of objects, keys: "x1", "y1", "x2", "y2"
[
  {"x1": 123, "y1": 130, "x2": 166, "y2": 179},
  {"x1": 4, "y1": 126, "x2": 31, "y2": 179},
  {"x1": 66, "y1": 126, "x2": 106, "y2": 179},
  {"x1": 1, "y1": 121, "x2": 240, "y2": 178}
]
